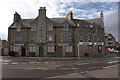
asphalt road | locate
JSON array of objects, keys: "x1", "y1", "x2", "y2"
[{"x1": 0, "y1": 56, "x2": 120, "y2": 80}]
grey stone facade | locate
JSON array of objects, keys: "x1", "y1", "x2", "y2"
[{"x1": 8, "y1": 7, "x2": 105, "y2": 57}]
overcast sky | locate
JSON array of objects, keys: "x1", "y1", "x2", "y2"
[{"x1": 0, "y1": 0, "x2": 119, "y2": 41}]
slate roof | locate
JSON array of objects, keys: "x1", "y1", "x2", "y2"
[
  {"x1": 9, "y1": 17, "x2": 102, "y2": 28},
  {"x1": 49, "y1": 18, "x2": 75, "y2": 27},
  {"x1": 85, "y1": 18, "x2": 102, "y2": 27},
  {"x1": 9, "y1": 19, "x2": 34, "y2": 28}
]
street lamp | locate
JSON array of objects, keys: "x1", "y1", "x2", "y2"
[{"x1": 78, "y1": 44, "x2": 80, "y2": 58}]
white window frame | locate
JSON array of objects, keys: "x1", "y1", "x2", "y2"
[
  {"x1": 49, "y1": 35, "x2": 52, "y2": 41},
  {"x1": 48, "y1": 25, "x2": 53, "y2": 31}
]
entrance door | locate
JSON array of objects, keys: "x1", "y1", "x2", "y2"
[
  {"x1": 39, "y1": 46, "x2": 44, "y2": 57},
  {"x1": 57, "y1": 46, "x2": 63, "y2": 57},
  {"x1": 21, "y1": 46, "x2": 26, "y2": 56}
]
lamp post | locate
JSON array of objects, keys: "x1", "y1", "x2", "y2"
[{"x1": 78, "y1": 44, "x2": 80, "y2": 58}]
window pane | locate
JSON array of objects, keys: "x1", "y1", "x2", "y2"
[
  {"x1": 30, "y1": 47, "x2": 32, "y2": 52},
  {"x1": 49, "y1": 35, "x2": 52, "y2": 41},
  {"x1": 88, "y1": 34, "x2": 91, "y2": 41},
  {"x1": 15, "y1": 35, "x2": 22, "y2": 41},
  {"x1": 63, "y1": 34, "x2": 69, "y2": 41},
  {"x1": 31, "y1": 34, "x2": 35, "y2": 41},
  {"x1": 70, "y1": 46, "x2": 72, "y2": 52},
  {"x1": 80, "y1": 34, "x2": 83, "y2": 41},
  {"x1": 66, "y1": 46, "x2": 68, "y2": 52},
  {"x1": 49, "y1": 25, "x2": 53, "y2": 30},
  {"x1": 17, "y1": 26, "x2": 21, "y2": 31},
  {"x1": 98, "y1": 35, "x2": 100, "y2": 41},
  {"x1": 51, "y1": 47, "x2": 54, "y2": 52},
  {"x1": 64, "y1": 24, "x2": 68, "y2": 30},
  {"x1": 33, "y1": 47, "x2": 35, "y2": 52},
  {"x1": 48, "y1": 46, "x2": 50, "y2": 52}
]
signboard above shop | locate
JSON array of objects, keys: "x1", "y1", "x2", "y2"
[
  {"x1": 79, "y1": 42, "x2": 104, "y2": 45},
  {"x1": 79, "y1": 42, "x2": 92, "y2": 45}
]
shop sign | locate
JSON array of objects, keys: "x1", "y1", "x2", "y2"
[
  {"x1": 79, "y1": 42, "x2": 92, "y2": 45},
  {"x1": 57, "y1": 44, "x2": 72, "y2": 46},
  {"x1": 94, "y1": 42, "x2": 104, "y2": 45},
  {"x1": 28, "y1": 44, "x2": 36, "y2": 46},
  {"x1": 13, "y1": 44, "x2": 24, "y2": 46}
]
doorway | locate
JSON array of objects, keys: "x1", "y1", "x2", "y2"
[
  {"x1": 56, "y1": 46, "x2": 63, "y2": 57},
  {"x1": 21, "y1": 46, "x2": 26, "y2": 56},
  {"x1": 39, "y1": 46, "x2": 44, "y2": 57}
]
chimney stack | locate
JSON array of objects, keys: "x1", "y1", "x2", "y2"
[
  {"x1": 66, "y1": 11, "x2": 73, "y2": 20},
  {"x1": 39, "y1": 7, "x2": 46, "y2": 17},
  {"x1": 14, "y1": 12, "x2": 21, "y2": 23}
]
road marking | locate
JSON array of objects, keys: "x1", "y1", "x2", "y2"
[
  {"x1": 80, "y1": 72, "x2": 85, "y2": 74},
  {"x1": 108, "y1": 61, "x2": 118, "y2": 64},
  {"x1": 46, "y1": 73, "x2": 78, "y2": 78},
  {"x1": 21, "y1": 63, "x2": 27, "y2": 64},
  {"x1": 68, "y1": 73, "x2": 78, "y2": 75},
  {"x1": 71, "y1": 68, "x2": 77, "y2": 70},
  {"x1": 45, "y1": 62, "x2": 49, "y2": 63},
  {"x1": 103, "y1": 64, "x2": 118, "y2": 69},
  {"x1": 78, "y1": 63, "x2": 89, "y2": 65},
  {"x1": 11, "y1": 63, "x2": 18, "y2": 64},
  {"x1": 2, "y1": 63, "x2": 8, "y2": 64}
]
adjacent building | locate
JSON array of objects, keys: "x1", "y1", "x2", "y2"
[
  {"x1": 0, "y1": 38, "x2": 2, "y2": 56},
  {"x1": 105, "y1": 33, "x2": 116, "y2": 48},
  {"x1": 1, "y1": 40, "x2": 9, "y2": 56},
  {"x1": 8, "y1": 7, "x2": 105, "y2": 57}
]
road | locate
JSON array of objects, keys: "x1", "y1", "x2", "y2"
[{"x1": 0, "y1": 56, "x2": 120, "y2": 80}]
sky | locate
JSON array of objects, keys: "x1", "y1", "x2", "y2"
[{"x1": 0, "y1": 0, "x2": 119, "y2": 41}]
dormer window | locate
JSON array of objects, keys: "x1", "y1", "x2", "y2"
[
  {"x1": 48, "y1": 25, "x2": 53, "y2": 30},
  {"x1": 17, "y1": 26, "x2": 21, "y2": 31},
  {"x1": 64, "y1": 24, "x2": 68, "y2": 30}
]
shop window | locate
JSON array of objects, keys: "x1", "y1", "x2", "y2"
[
  {"x1": 29, "y1": 46, "x2": 35, "y2": 52},
  {"x1": 13, "y1": 46, "x2": 19, "y2": 52},
  {"x1": 65, "y1": 46, "x2": 72, "y2": 52},
  {"x1": 48, "y1": 46, "x2": 54, "y2": 52},
  {"x1": 98, "y1": 46, "x2": 102, "y2": 51}
]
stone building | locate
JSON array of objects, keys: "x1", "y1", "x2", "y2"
[
  {"x1": 0, "y1": 38, "x2": 2, "y2": 56},
  {"x1": 105, "y1": 33, "x2": 116, "y2": 48},
  {"x1": 1, "y1": 40, "x2": 9, "y2": 56},
  {"x1": 8, "y1": 7, "x2": 105, "y2": 57}
]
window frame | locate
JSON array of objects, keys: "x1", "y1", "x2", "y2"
[
  {"x1": 48, "y1": 25, "x2": 53, "y2": 31},
  {"x1": 64, "y1": 24, "x2": 68, "y2": 30},
  {"x1": 48, "y1": 34, "x2": 53, "y2": 41},
  {"x1": 63, "y1": 34, "x2": 70, "y2": 41},
  {"x1": 80, "y1": 34, "x2": 83, "y2": 41}
]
